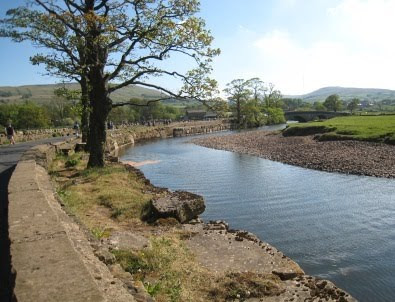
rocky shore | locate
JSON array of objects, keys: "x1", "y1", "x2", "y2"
[
  {"x1": 193, "y1": 130, "x2": 395, "y2": 178},
  {"x1": 101, "y1": 163, "x2": 357, "y2": 301}
]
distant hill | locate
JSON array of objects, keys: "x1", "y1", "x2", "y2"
[
  {"x1": 0, "y1": 83, "x2": 172, "y2": 104},
  {"x1": 286, "y1": 86, "x2": 395, "y2": 103}
]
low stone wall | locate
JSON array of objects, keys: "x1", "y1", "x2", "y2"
[
  {"x1": 106, "y1": 120, "x2": 230, "y2": 156},
  {"x1": 0, "y1": 120, "x2": 230, "y2": 148},
  {"x1": 0, "y1": 128, "x2": 74, "y2": 145}
]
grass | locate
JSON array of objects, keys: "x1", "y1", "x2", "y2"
[
  {"x1": 283, "y1": 115, "x2": 395, "y2": 143},
  {"x1": 50, "y1": 153, "x2": 154, "y2": 231},
  {"x1": 51, "y1": 153, "x2": 289, "y2": 302},
  {"x1": 112, "y1": 236, "x2": 213, "y2": 302}
]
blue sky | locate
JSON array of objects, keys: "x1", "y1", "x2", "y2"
[{"x1": 1, "y1": 0, "x2": 395, "y2": 95}]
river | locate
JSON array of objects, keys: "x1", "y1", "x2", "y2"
[{"x1": 121, "y1": 126, "x2": 395, "y2": 302}]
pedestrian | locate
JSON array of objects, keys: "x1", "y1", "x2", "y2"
[
  {"x1": 73, "y1": 121, "x2": 80, "y2": 137},
  {"x1": 5, "y1": 123, "x2": 15, "y2": 145}
]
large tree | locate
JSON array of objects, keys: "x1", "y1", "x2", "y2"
[
  {"x1": 1, "y1": 0, "x2": 219, "y2": 167},
  {"x1": 263, "y1": 83, "x2": 282, "y2": 108},
  {"x1": 324, "y1": 94, "x2": 343, "y2": 112},
  {"x1": 347, "y1": 98, "x2": 360, "y2": 114},
  {"x1": 224, "y1": 79, "x2": 251, "y2": 126}
]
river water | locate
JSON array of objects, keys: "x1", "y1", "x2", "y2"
[{"x1": 121, "y1": 126, "x2": 395, "y2": 302}]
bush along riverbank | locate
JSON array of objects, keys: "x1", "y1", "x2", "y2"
[
  {"x1": 50, "y1": 151, "x2": 356, "y2": 302},
  {"x1": 194, "y1": 117, "x2": 395, "y2": 178}
]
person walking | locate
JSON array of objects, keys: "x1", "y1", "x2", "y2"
[
  {"x1": 5, "y1": 123, "x2": 15, "y2": 145},
  {"x1": 73, "y1": 121, "x2": 80, "y2": 137}
]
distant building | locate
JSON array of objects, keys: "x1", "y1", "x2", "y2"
[
  {"x1": 204, "y1": 112, "x2": 218, "y2": 120},
  {"x1": 184, "y1": 110, "x2": 218, "y2": 120},
  {"x1": 360, "y1": 100, "x2": 373, "y2": 108}
]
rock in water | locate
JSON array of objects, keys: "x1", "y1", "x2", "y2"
[{"x1": 146, "y1": 191, "x2": 205, "y2": 223}]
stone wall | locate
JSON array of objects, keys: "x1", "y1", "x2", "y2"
[
  {"x1": 0, "y1": 120, "x2": 230, "y2": 148},
  {"x1": 0, "y1": 128, "x2": 75, "y2": 145},
  {"x1": 106, "y1": 120, "x2": 231, "y2": 156}
]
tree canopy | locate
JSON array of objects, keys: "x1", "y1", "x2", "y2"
[
  {"x1": 347, "y1": 98, "x2": 360, "y2": 114},
  {"x1": 1, "y1": 0, "x2": 220, "y2": 167},
  {"x1": 224, "y1": 78, "x2": 284, "y2": 128},
  {"x1": 324, "y1": 94, "x2": 343, "y2": 112}
]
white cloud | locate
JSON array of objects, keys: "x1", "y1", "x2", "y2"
[
  {"x1": 209, "y1": 0, "x2": 395, "y2": 95},
  {"x1": 328, "y1": 0, "x2": 395, "y2": 47},
  {"x1": 279, "y1": 0, "x2": 298, "y2": 8},
  {"x1": 247, "y1": 0, "x2": 395, "y2": 95}
]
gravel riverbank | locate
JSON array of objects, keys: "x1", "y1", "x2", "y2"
[{"x1": 193, "y1": 130, "x2": 395, "y2": 178}]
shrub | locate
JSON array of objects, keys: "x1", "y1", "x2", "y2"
[{"x1": 65, "y1": 158, "x2": 79, "y2": 167}]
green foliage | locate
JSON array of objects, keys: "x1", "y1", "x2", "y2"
[
  {"x1": 65, "y1": 158, "x2": 79, "y2": 168},
  {"x1": 313, "y1": 101, "x2": 326, "y2": 111},
  {"x1": 224, "y1": 79, "x2": 251, "y2": 125},
  {"x1": 144, "y1": 282, "x2": 162, "y2": 297},
  {"x1": 225, "y1": 78, "x2": 284, "y2": 128},
  {"x1": 347, "y1": 98, "x2": 360, "y2": 113},
  {"x1": 265, "y1": 107, "x2": 286, "y2": 125},
  {"x1": 0, "y1": 102, "x2": 49, "y2": 129},
  {"x1": 282, "y1": 98, "x2": 304, "y2": 110},
  {"x1": 109, "y1": 101, "x2": 183, "y2": 123},
  {"x1": 264, "y1": 83, "x2": 283, "y2": 108},
  {"x1": 91, "y1": 226, "x2": 111, "y2": 240},
  {"x1": 242, "y1": 99, "x2": 265, "y2": 127},
  {"x1": 323, "y1": 94, "x2": 343, "y2": 112},
  {"x1": 112, "y1": 237, "x2": 190, "y2": 301}
]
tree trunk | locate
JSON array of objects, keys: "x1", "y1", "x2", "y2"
[
  {"x1": 80, "y1": 76, "x2": 89, "y2": 144},
  {"x1": 236, "y1": 98, "x2": 241, "y2": 125},
  {"x1": 88, "y1": 68, "x2": 111, "y2": 167},
  {"x1": 85, "y1": 5, "x2": 110, "y2": 168}
]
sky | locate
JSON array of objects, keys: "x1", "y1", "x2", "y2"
[{"x1": 1, "y1": 0, "x2": 395, "y2": 95}]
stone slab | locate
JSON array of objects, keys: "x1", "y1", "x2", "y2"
[{"x1": 11, "y1": 236, "x2": 104, "y2": 302}]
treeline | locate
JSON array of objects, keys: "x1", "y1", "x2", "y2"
[
  {"x1": 0, "y1": 99, "x2": 184, "y2": 130},
  {"x1": 108, "y1": 101, "x2": 183, "y2": 124},
  {"x1": 0, "y1": 102, "x2": 50, "y2": 129},
  {"x1": 283, "y1": 95, "x2": 395, "y2": 113}
]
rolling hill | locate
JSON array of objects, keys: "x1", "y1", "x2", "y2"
[
  {"x1": 286, "y1": 86, "x2": 395, "y2": 103},
  {"x1": 0, "y1": 83, "x2": 169, "y2": 104}
]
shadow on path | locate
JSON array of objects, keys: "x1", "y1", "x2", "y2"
[{"x1": 0, "y1": 165, "x2": 17, "y2": 302}]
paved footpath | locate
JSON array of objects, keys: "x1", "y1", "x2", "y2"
[
  {"x1": 1, "y1": 138, "x2": 135, "y2": 302},
  {"x1": 0, "y1": 138, "x2": 65, "y2": 301}
]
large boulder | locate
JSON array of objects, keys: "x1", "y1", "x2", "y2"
[{"x1": 144, "y1": 191, "x2": 205, "y2": 223}]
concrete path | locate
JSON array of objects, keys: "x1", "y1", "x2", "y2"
[
  {"x1": 1, "y1": 138, "x2": 136, "y2": 302},
  {"x1": 0, "y1": 138, "x2": 65, "y2": 302}
]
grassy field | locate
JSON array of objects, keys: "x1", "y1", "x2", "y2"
[{"x1": 283, "y1": 115, "x2": 395, "y2": 143}]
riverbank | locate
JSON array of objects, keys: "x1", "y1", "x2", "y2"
[
  {"x1": 48, "y1": 150, "x2": 355, "y2": 301},
  {"x1": 193, "y1": 130, "x2": 395, "y2": 178}
]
